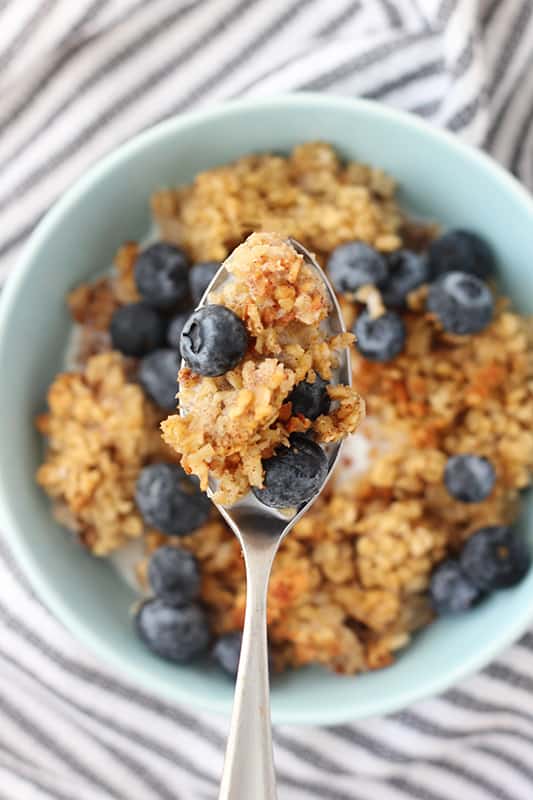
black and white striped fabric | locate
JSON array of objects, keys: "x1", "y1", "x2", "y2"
[{"x1": 1, "y1": 1, "x2": 533, "y2": 798}]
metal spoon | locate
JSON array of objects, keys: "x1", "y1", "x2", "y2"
[{"x1": 182, "y1": 239, "x2": 351, "y2": 800}]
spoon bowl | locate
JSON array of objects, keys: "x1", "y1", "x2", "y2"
[{"x1": 197, "y1": 238, "x2": 352, "y2": 537}]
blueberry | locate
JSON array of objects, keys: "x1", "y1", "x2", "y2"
[
  {"x1": 135, "y1": 598, "x2": 210, "y2": 663},
  {"x1": 109, "y1": 303, "x2": 165, "y2": 357},
  {"x1": 353, "y1": 310, "x2": 406, "y2": 362},
  {"x1": 167, "y1": 311, "x2": 192, "y2": 351},
  {"x1": 380, "y1": 250, "x2": 429, "y2": 307},
  {"x1": 189, "y1": 261, "x2": 220, "y2": 305},
  {"x1": 428, "y1": 230, "x2": 495, "y2": 279},
  {"x1": 135, "y1": 243, "x2": 190, "y2": 310},
  {"x1": 444, "y1": 454, "x2": 496, "y2": 503},
  {"x1": 253, "y1": 434, "x2": 328, "y2": 509},
  {"x1": 427, "y1": 271, "x2": 493, "y2": 335},
  {"x1": 429, "y1": 559, "x2": 480, "y2": 615},
  {"x1": 212, "y1": 632, "x2": 273, "y2": 679},
  {"x1": 148, "y1": 546, "x2": 200, "y2": 606},
  {"x1": 135, "y1": 463, "x2": 211, "y2": 536},
  {"x1": 327, "y1": 242, "x2": 388, "y2": 294},
  {"x1": 181, "y1": 305, "x2": 248, "y2": 377},
  {"x1": 288, "y1": 374, "x2": 330, "y2": 420},
  {"x1": 213, "y1": 632, "x2": 242, "y2": 679},
  {"x1": 460, "y1": 526, "x2": 530, "y2": 591},
  {"x1": 138, "y1": 349, "x2": 180, "y2": 409}
]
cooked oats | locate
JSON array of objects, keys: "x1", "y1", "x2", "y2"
[
  {"x1": 151, "y1": 143, "x2": 404, "y2": 265},
  {"x1": 36, "y1": 142, "x2": 533, "y2": 675},
  {"x1": 36, "y1": 351, "x2": 176, "y2": 555}
]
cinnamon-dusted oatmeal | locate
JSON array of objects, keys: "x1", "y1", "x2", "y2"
[
  {"x1": 36, "y1": 142, "x2": 533, "y2": 675},
  {"x1": 161, "y1": 232, "x2": 362, "y2": 506}
]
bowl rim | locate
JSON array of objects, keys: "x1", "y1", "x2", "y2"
[{"x1": 1, "y1": 92, "x2": 533, "y2": 725}]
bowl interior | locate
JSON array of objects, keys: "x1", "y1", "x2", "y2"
[{"x1": 0, "y1": 95, "x2": 532, "y2": 724}]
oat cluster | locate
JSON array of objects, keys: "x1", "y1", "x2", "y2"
[
  {"x1": 161, "y1": 232, "x2": 362, "y2": 505},
  {"x1": 36, "y1": 351, "x2": 174, "y2": 555},
  {"x1": 151, "y1": 143, "x2": 404, "y2": 263}
]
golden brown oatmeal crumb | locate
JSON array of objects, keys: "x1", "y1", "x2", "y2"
[
  {"x1": 161, "y1": 232, "x2": 362, "y2": 505},
  {"x1": 36, "y1": 352, "x2": 177, "y2": 555},
  {"x1": 150, "y1": 143, "x2": 404, "y2": 264},
  {"x1": 67, "y1": 277, "x2": 119, "y2": 331}
]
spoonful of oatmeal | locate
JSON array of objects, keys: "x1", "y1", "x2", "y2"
[{"x1": 161, "y1": 232, "x2": 363, "y2": 800}]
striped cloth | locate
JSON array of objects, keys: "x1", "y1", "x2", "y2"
[{"x1": 1, "y1": 1, "x2": 533, "y2": 798}]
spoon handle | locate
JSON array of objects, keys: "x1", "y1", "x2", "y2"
[{"x1": 218, "y1": 539, "x2": 278, "y2": 800}]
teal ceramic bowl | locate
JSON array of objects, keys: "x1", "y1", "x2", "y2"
[{"x1": 0, "y1": 94, "x2": 532, "y2": 725}]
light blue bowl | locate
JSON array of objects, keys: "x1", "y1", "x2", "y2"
[{"x1": 0, "y1": 94, "x2": 532, "y2": 725}]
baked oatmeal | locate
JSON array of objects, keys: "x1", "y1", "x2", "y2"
[
  {"x1": 161, "y1": 232, "x2": 362, "y2": 507},
  {"x1": 37, "y1": 143, "x2": 533, "y2": 674},
  {"x1": 36, "y1": 351, "x2": 175, "y2": 555}
]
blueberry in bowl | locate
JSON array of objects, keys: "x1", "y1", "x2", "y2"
[
  {"x1": 380, "y1": 249, "x2": 429, "y2": 308},
  {"x1": 167, "y1": 311, "x2": 192, "y2": 352},
  {"x1": 328, "y1": 241, "x2": 388, "y2": 294},
  {"x1": 135, "y1": 599, "x2": 210, "y2": 664},
  {"x1": 147, "y1": 545, "x2": 201, "y2": 606},
  {"x1": 135, "y1": 463, "x2": 211, "y2": 537},
  {"x1": 110, "y1": 303, "x2": 165, "y2": 356},
  {"x1": 428, "y1": 229, "x2": 495, "y2": 280},
  {"x1": 461, "y1": 526, "x2": 531, "y2": 592},
  {"x1": 353, "y1": 309, "x2": 406, "y2": 362},
  {"x1": 429, "y1": 560, "x2": 480, "y2": 616},
  {"x1": 213, "y1": 632, "x2": 243, "y2": 679},
  {"x1": 138, "y1": 349, "x2": 181, "y2": 409},
  {"x1": 444, "y1": 454, "x2": 496, "y2": 503},
  {"x1": 189, "y1": 261, "x2": 220, "y2": 306},
  {"x1": 135, "y1": 243, "x2": 190, "y2": 310},
  {"x1": 427, "y1": 271, "x2": 494, "y2": 335}
]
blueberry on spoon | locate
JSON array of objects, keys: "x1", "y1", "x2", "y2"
[{"x1": 180, "y1": 305, "x2": 248, "y2": 377}]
